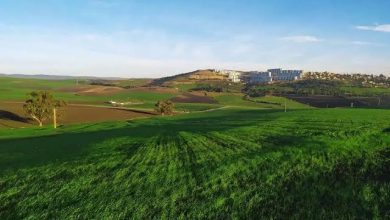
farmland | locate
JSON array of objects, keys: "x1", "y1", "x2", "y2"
[
  {"x1": 0, "y1": 102, "x2": 154, "y2": 128},
  {"x1": 0, "y1": 76, "x2": 312, "y2": 128},
  {"x1": 1, "y1": 107, "x2": 390, "y2": 219},
  {"x1": 0, "y1": 75, "x2": 390, "y2": 219}
]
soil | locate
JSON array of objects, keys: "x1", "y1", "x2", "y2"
[{"x1": 0, "y1": 102, "x2": 154, "y2": 128}]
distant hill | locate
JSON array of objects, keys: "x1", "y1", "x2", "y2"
[
  {"x1": 152, "y1": 69, "x2": 228, "y2": 86},
  {"x1": 0, "y1": 73, "x2": 125, "y2": 80}
]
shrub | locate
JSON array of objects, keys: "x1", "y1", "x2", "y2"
[{"x1": 155, "y1": 100, "x2": 174, "y2": 115}]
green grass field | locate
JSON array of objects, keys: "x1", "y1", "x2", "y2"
[
  {"x1": 1, "y1": 108, "x2": 389, "y2": 219},
  {"x1": 0, "y1": 77, "x2": 77, "y2": 100},
  {"x1": 0, "y1": 76, "x2": 310, "y2": 112},
  {"x1": 340, "y1": 86, "x2": 390, "y2": 96},
  {"x1": 0, "y1": 77, "x2": 174, "y2": 104},
  {"x1": 250, "y1": 95, "x2": 310, "y2": 109}
]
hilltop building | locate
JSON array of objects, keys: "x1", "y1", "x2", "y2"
[
  {"x1": 214, "y1": 69, "x2": 241, "y2": 83},
  {"x1": 268, "y1": 68, "x2": 302, "y2": 81},
  {"x1": 248, "y1": 71, "x2": 272, "y2": 83},
  {"x1": 211, "y1": 68, "x2": 302, "y2": 84},
  {"x1": 247, "y1": 68, "x2": 302, "y2": 84}
]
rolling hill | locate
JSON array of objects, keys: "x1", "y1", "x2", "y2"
[{"x1": 152, "y1": 69, "x2": 229, "y2": 86}]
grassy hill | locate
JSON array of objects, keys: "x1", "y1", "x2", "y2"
[
  {"x1": 152, "y1": 69, "x2": 227, "y2": 86},
  {"x1": 0, "y1": 75, "x2": 311, "y2": 128},
  {"x1": 1, "y1": 74, "x2": 390, "y2": 218},
  {"x1": 245, "y1": 79, "x2": 390, "y2": 108},
  {"x1": 1, "y1": 108, "x2": 390, "y2": 219}
]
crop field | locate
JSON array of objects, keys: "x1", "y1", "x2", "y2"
[
  {"x1": 285, "y1": 94, "x2": 390, "y2": 108},
  {"x1": 0, "y1": 77, "x2": 176, "y2": 107},
  {"x1": 1, "y1": 76, "x2": 389, "y2": 218},
  {"x1": 2, "y1": 0, "x2": 390, "y2": 218},
  {"x1": 1, "y1": 108, "x2": 389, "y2": 219},
  {"x1": 340, "y1": 86, "x2": 390, "y2": 96},
  {"x1": 0, "y1": 102, "x2": 154, "y2": 128},
  {"x1": 0, "y1": 76, "x2": 312, "y2": 128}
]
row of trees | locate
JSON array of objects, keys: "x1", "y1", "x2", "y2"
[
  {"x1": 24, "y1": 91, "x2": 175, "y2": 128},
  {"x1": 244, "y1": 79, "x2": 347, "y2": 97}
]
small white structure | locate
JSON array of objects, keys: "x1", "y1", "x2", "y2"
[
  {"x1": 108, "y1": 100, "x2": 125, "y2": 106},
  {"x1": 214, "y1": 69, "x2": 241, "y2": 83},
  {"x1": 228, "y1": 71, "x2": 241, "y2": 83}
]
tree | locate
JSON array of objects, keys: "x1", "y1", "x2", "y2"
[
  {"x1": 155, "y1": 100, "x2": 174, "y2": 115},
  {"x1": 23, "y1": 91, "x2": 66, "y2": 127}
]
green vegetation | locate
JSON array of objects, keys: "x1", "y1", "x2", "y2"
[
  {"x1": 244, "y1": 79, "x2": 390, "y2": 108},
  {"x1": 1, "y1": 108, "x2": 389, "y2": 219},
  {"x1": 340, "y1": 86, "x2": 390, "y2": 96},
  {"x1": 0, "y1": 77, "x2": 174, "y2": 106},
  {"x1": 174, "y1": 103, "x2": 222, "y2": 112},
  {"x1": 249, "y1": 95, "x2": 310, "y2": 109},
  {"x1": 245, "y1": 79, "x2": 390, "y2": 97},
  {"x1": 0, "y1": 77, "x2": 77, "y2": 101},
  {"x1": 214, "y1": 94, "x2": 309, "y2": 109},
  {"x1": 155, "y1": 100, "x2": 175, "y2": 115},
  {"x1": 23, "y1": 91, "x2": 66, "y2": 127},
  {"x1": 189, "y1": 82, "x2": 243, "y2": 93},
  {"x1": 171, "y1": 83, "x2": 199, "y2": 92},
  {"x1": 89, "y1": 78, "x2": 151, "y2": 88},
  {"x1": 1, "y1": 74, "x2": 390, "y2": 218}
]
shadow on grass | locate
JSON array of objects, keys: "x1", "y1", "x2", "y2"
[
  {"x1": 0, "y1": 108, "x2": 303, "y2": 173},
  {"x1": 0, "y1": 110, "x2": 29, "y2": 123}
]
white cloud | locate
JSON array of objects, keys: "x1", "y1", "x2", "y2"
[
  {"x1": 356, "y1": 24, "x2": 390, "y2": 33},
  {"x1": 0, "y1": 25, "x2": 389, "y2": 77},
  {"x1": 280, "y1": 35, "x2": 323, "y2": 43},
  {"x1": 351, "y1": 41, "x2": 371, "y2": 45}
]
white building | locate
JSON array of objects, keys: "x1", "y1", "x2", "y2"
[
  {"x1": 268, "y1": 69, "x2": 302, "y2": 81},
  {"x1": 215, "y1": 69, "x2": 241, "y2": 83},
  {"x1": 246, "y1": 68, "x2": 302, "y2": 84},
  {"x1": 228, "y1": 71, "x2": 241, "y2": 83}
]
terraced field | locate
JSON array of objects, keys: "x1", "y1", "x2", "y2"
[{"x1": 1, "y1": 108, "x2": 389, "y2": 219}]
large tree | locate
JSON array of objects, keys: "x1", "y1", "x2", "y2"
[
  {"x1": 155, "y1": 100, "x2": 174, "y2": 115},
  {"x1": 23, "y1": 91, "x2": 66, "y2": 127}
]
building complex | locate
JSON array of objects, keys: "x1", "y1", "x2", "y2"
[{"x1": 215, "y1": 68, "x2": 303, "y2": 84}]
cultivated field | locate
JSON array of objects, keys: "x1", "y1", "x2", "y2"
[
  {"x1": 0, "y1": 102, "x2": 153, "y2": 128},
  {"x1": 0, "y1": 76, "x2": 390, "y2": 219},
  {"x1": 1, "y1": 108, "x2": 389, "y2": 218},
  {"x1": 0, "y1": 76, "x2": 311, "y2": 127}
]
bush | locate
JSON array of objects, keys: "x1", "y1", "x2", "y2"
[{"x1": 155, "y1": 100, "x2": 174, "y2": 115}]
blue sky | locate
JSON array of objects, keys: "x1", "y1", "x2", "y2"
[{"x1": 0, "y1": 0, "x2": 389, "y2": 77}]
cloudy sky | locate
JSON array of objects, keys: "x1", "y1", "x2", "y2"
[{"x1": 0, "y1": 0, "x2": 389, "y2": 77}]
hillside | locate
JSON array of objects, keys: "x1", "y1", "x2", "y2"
[
  {"x1": 1, "y1": 108, "x2": 389, "y2": 219},
  {"x1": 152, "y1": 69, "x2": 228, "y2": 86},
  {"x1": 1, "y1": 74, "x2": 390, "y2": 218}
]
